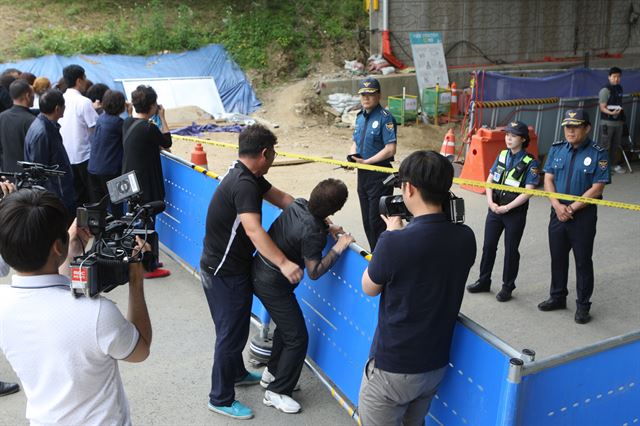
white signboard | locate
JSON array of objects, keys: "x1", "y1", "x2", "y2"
[
  {"x1": 118, "y1": 77, "x2": 225, "y2": 116},
  {"x1": 409, "y1": 32, "x2": 449, "y2": 98}
]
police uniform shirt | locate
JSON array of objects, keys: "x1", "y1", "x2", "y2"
[
  {"x1": 352, "y1": 104, "x2": 397, "y2": 162},
  {"x1": 543, "y1": 138, "x2": 610, "y2": 197},
  {"x1": 200, "y1": 160, "x2": 272, "y2": 275},
  {"x1": 489, "y1": 150, "x2": 540, "y2": 187}
]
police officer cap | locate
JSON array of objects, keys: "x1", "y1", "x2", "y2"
[
  {"x1": 503, "y1": 121, "x2": 529, "y2": 139},
  {"x1": 561, "y1": 109, "x2": 590, "y2": 127},
  {"x1": 358, "y1": 77, "x2": 381, "y2": 94}
]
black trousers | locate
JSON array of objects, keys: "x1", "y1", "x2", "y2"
[
  {"x1": 88, "y1": 172, "x2": 123, "y2": 218},
  {"x1": 548, "y1": 205, "x2": 597, "y2": 308},
  {"x1": 252, "y1": 259, "x2": 308, "y2": 396},
  {"x1": 201, "y1": 271, "x2": 252, "y2": 406},
  {"x1": 357, "y1": 169, "x2": 393, "y2": 251},
  {"x1": 72, "y1": 160, "x2": 92, "y2": 208},
  {"x1": 478, "y1": 206, "x2": 528, "y2": 290}
]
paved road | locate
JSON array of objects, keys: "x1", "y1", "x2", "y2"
[
  {"x1": 333, "y1": 163, "x2": 640, "y2": 359},
  {"x1": 1, "y1": 163, "x2": 638, "y2": 424},
  {"x1": 0, "y1": 257, "x2": 354, "y2": 425}
]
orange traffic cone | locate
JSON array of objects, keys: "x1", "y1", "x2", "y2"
[
  {"x1": 191, "y1": 143, "x2": 208, "y2": 168},
  {"x1": 450, "y1": 82, "x2": 459, "y2": 117},
  {"x1": 440, "y1": 129, "x2": 456, "y2": 161}
]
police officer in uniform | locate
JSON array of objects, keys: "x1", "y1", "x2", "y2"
[
  {"x1": 349, "y1": 77, "x2": 397, "y2": 250},
  {"x1": 467, "y1": 121, "x2": 539, "y2": 302},
  {"x1": 598, "y1": 67, "x2": 626, "y2": 174},
  {"x1": 539, "y1": 109, "x2": 610, "y2": 324}
]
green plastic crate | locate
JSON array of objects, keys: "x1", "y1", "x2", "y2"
[
  {"x1": 422, "y1": 87, "x2": 451, "y2": 117},
  {"x1": 388, "y1": 95, "x2": 418, "y2": 124}
]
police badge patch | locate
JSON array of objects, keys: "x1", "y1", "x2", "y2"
[
  {"x1": 598, "y1": 159, "x2": 608, "y2": 170},
  {"x1": 385, "y1": 122, "x2": 394, "y2": 131},
  {"x1": 530, "y1": 167, "x2": 539, "y2": 176}
]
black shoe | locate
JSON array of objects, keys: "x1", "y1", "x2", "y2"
[
  {"x1": 467, "y1": 280, "x2": 491, "y2": 293},
  {"x1": 575, "y1": 309, "x2": 591, "y2": 324},
  {"x1": 537, "y1": 297, "x2": 567, "y2": 311},
  {"x1": 0, "y1": 381, "x2": 20, "y2": 397},
  {"x1": 496, "y1": 287, "x2": 512, "y2": 302}
]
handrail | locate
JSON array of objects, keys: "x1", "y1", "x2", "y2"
[{"x1": 521, "y1": 330, "x2": 640, "y2": 376}]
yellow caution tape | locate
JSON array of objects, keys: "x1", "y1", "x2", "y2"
[
  {"x1": 173, "y1": 135, "x2": 640, "y2": 211},
  {"x1": 173, "y1": 135, "x2": 395, "y2": 173},
  {"x1": 456, "y1": 178, "x2": 640, "y2": 211}
]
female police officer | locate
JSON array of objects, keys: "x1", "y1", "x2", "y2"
[{"x1": 467, "y1": 121, "x2": 539, "y2": 302}]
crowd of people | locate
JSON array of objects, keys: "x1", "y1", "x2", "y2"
[
  {"x1": 0, "y1": 67, "x2": 629, "y2": 426},
  {"x1": 0, "y1": 64, "x2": 174, "y2": 417}
]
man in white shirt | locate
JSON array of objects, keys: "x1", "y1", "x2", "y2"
[
  {"x1": 59, "y1": 64, "x2": 99, "y2": 208},
  {"x1": 0, "y1": 189, "x2": 152, "y2": 425}
]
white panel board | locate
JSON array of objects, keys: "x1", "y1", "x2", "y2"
[
  {"x1": 118, "y1": 77, "x2": 225, "y2": 116},
  {"x1": 409, "y1": 32, "x2": 449, "y2": 98}
]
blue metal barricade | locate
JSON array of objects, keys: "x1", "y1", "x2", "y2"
[{"x1": 157, "y1": 152, "x2": 639, "y2": 425}]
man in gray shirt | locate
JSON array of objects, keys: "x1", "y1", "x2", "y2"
[{"x1": 598, "y1": 67, "x2": 626, "y2": 174}]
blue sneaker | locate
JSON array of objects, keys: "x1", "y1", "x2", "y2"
[
  {"x1": 235, "y1": 371, "x2": 261, "y2": 386},
  {"x1": 208, "y1": 400, "x2": 254, "y2": 420}
]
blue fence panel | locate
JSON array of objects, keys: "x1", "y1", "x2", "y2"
[
  {"x1": 518, "y1": 339, "x2": 640, "y2": 425},
  {"x1": 157, "y1": 155, "x2": 217, "y2": 270},
  {"x1": 428, "y1": 323, "x2": 511, "y2": 425},
  {"x1": 157, "y1": 154, "x2": 568, "y2": 425},
  {"x1": 295, "y1": 243, "x2": 377, "y2": 404}
]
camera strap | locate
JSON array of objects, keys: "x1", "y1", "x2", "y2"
[{"x1": 123, "y1": 119, "x2": 145, "y2": 144}]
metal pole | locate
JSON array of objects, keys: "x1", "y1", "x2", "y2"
[
  {"x1": 521, "y1": 330, "x2": 640, "y2": 376},
  {"x1": 496, "y1": 358, "x2": 524, "y2": 426},
  {"x1": 521, "y1": 348, "x2": 536, "y2": 363},
  {"x1": 435, "y1": 84, "x2": 440, "y2": 126}
]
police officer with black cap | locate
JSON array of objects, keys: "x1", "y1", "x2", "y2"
[
  {"x1": 467, "y1": 121, "x2": 539, "y2": 302},
  {"x1": 349, "y1": 76, "x2": 397, "y2": 250},
  {"x1": 539, "y1": 109, "x2": 610, "y2": 324}
]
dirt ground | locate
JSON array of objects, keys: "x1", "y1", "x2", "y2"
[{"x1": 167, "y1": 78, "x2": 452, "y2": 249}]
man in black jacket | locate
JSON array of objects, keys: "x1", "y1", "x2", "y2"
[{"x1": 0, "y1": 80, "x2": 36, "y2": 172}]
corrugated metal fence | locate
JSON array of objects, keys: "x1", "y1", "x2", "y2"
[{"x1": 471, "y1": 94, "x2": 640, "y2": 158}]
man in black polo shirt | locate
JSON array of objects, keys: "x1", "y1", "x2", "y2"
[
  {"x1": 0, "y1": 80, "x2": 36, "y2": 172},
  {"x1": 358, "y1": 150, "x2": 476, "y2": 426},
  {"x1": 200, "y1": 124, "x2": 303, "y2": 420}
]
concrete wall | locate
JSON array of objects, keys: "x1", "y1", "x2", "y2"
[{"x1": 370, "y1": 0, "x2": 640, "y2": 67}]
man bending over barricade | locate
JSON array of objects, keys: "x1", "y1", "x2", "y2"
[
  {"x1": 358, "y1": 151, "x2": 476, "y2": 426},
  {"x1": 200, "y1": 124, "x2": 303, "y2": 420},
  {"x1": 252, "y1": 178, "x2": 355, "y2": 414},
  {"x1": 0, "y1": 189, "x2": 152, "y2": 425}
]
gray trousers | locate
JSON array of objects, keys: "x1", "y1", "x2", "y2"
[
  {"x1": 358, "y1": 359, "x2": 447, "y2": 426},
  {"x1": 599, "y1": 120, "x2": 624, "y2": 164}
]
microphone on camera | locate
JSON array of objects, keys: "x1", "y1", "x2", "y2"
[{"x1": 141, "y1": 201, "x2": 166, "y2": 216}]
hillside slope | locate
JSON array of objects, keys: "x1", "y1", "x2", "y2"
[{"x1": 0, "y1": 0, "x2": 367, "y2": 82}]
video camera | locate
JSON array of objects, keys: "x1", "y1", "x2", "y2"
[
  {"x1": 0, "y1": 161, "x2": 67, "y2": 195},
  {"x1": 378, "y1": 173, "x2": 465, "y2": 223},
  {"x1": 70, "y1": 171, "x2": 164, "y2": 298}
]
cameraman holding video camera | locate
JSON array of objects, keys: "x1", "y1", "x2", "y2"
[
  {"x1": 0, "y1": 189, "x2": 152, "y2": 425},
  {"x1": 358, "y1": 151, "x2": 476, "y2": 426}
]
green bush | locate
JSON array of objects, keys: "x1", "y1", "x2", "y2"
[{"x1": 10, "y1": 0, "x2": 366, "y2": 78}]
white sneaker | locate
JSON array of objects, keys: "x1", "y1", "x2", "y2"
[
  {"x1": 260, "y1": 367, "x2": 301, "y2": 391},
  {"x1": 263, "y1": 390, "x2": 301, "y2": 414},
  {"x1": 613, "y1": 165, "x2": 626, "y2": 174}
]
